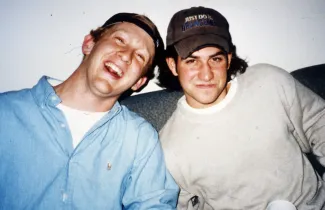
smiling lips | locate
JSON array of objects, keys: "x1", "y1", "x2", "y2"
[
  {"x1": 104, "y1": 62, "x2": 123, "y2": 78},
  {"x1": 196, "y1": 84, "x2": 216, "y2": 89}
]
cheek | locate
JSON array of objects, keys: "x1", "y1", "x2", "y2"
[
  {"x1": 215, "y1": 66, "x2": 228, "y2": 77},
  {"x1": 178, "y1": 67, "x2": 197, "y2": 82},
  {"x1": 129, "y1": 62, "x2": 146, "y2": 78},
  {"x1": 95, "y1": 40, "x2": 118, "y2": 55}
]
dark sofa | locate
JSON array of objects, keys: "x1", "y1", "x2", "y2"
[{"x1": 121, "y1": 63, "x2": 325, "y2": 175}]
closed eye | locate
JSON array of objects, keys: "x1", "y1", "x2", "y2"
[
  {"x1": 136, "y1": 53, "x2": 145, "y2": 62},
  {"x1": 115, "y1": 37, "x2": 125, "y2": 45}
]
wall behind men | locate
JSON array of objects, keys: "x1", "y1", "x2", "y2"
[{"x1": 1, "y1": 0, "x2": 325, "y2": 94}]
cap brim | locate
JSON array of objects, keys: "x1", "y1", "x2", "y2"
[{"x1": 173, "y1": 34, "x2": 230, "y2": 58}]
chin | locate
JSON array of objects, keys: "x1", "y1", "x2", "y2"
[
  {"x1": 196, "y1": 95, "x2": 219, "y2": 105},
  {"x1": 91, "y1": 81, "x2": 114, "y2": 96}
]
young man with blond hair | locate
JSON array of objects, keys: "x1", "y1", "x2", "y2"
[{"x1": 0, "y1": 13, "x2": 178, "y2": 209}]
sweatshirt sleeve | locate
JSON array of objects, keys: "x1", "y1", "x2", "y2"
[
  {"x1": 289, "y1": 78, "x2": 325, "y2": 171},
  {"x1": 177, "y1": 189, "x2": 201, "y2": 210},
  {"x1": 122, "y1": 122, "x2": 179, "y2": 209}
]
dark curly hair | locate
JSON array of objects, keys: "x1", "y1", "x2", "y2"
[{"x1": 156, "y1": 44, "x2": 248, "y2": 91}]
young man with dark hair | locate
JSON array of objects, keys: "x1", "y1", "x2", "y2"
[
  {"x1": 158, "y1": 6, "x2": 325, "y2": 209},
  {"x1": 0, "y1": 13, "x2": 179, "y2": 209}
]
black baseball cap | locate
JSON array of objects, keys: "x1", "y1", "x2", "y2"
[
  {"x1": 102, "y1": 13, "x2": 164, "y2": 57},
  {"x1": 166, "y1": 7, "x2": 233, "y2": 58}
]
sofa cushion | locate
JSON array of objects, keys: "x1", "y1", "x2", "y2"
[{"x1": 291, "y1": 63, "x2": 325, "y2": 99}]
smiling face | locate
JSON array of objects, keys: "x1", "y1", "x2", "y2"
[
  {"x1": 82, "y1": 22, "x2": 155, "y2": 100},
  {"x1": 166, "y1": 46, "x2": 232, "y2": 108}
]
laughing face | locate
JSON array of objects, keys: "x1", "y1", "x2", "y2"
[{"x1": 82, "y1": 22, "x2": 155, "y2": 100}]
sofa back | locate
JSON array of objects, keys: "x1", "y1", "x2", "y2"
[{"x1": 121, "y1": 64, "x2": 325, "y2": 131}]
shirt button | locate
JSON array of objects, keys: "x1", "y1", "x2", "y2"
[
  {"x1": 60, "y1": 123, "x2": 66, "y2": 128},
  {"x1": 62, "y1": 193, "x2": 68, "y2": 202},
  {"x1": 51, "y1": 96, "x2": 57, "y2": 101},
  {"x1": 107, "y1": 162, "x2": 112, "y2": 170}
]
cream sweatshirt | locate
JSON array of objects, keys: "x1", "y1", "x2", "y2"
[{"x1": 160, "y1": 64, "x2": 325, "y2": 210}]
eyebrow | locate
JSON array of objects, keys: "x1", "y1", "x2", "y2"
[
  {"x1": 111, "y1": 28, "x2": 128, "y2": 37},
  {"x1": 183, "y1": 51, "x2": 226, "y2": 60},
  {"x1": 113, "y1": 29, "x2": 151, "y2": 59}
]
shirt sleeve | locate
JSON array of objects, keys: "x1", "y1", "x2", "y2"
[
  {"x1": 289, "y1": 78, "x2": 325, "y2": 174},
  {"x1": 122, "y1": 122, "x2": 179, "y2": 209}
]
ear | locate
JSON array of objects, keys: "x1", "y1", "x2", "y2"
[
  {"x1": 227, "y1": 53, "x2": 233, "y2": 69},
  {"x1": 166, "y1": 57, "x2": 178, "y2": 76},
  {"x1": 131, "y1": 76, "x2": 148, "y2": 91},
  {"x1": 82, "y1": 34, "x2": 95, "y2": 55}
]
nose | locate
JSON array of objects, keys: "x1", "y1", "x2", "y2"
[
  {"x1": 198, "y1": 63, "x2": 213, "y2": 81},
  {"x1": 118, "y1": 50, "x2": 132, "y2": 65}
]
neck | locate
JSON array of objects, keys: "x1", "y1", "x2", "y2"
[
  {"x1": 186, "y1": 81, "x2": 232, "y2": 109},
  {"x1": 54, "y1": 67, "x2": 117, "y2": 112}
]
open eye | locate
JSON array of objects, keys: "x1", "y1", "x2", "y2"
[
  {"x1": 185, "y1": 59, "x2": 196, "y2": 64},
  {"x1": 212, "y1": 56, "x2": 223, "y2": 62}
]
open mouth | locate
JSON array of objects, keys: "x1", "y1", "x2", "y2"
[{"x1": 104, "y1": 62, "x2": 123, "y2": 78}]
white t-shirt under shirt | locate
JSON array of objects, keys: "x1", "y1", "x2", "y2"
[
  {"x1": 57, "y1": 103, "x2": 108, "y2": 148},
  {"x1": 47, "y1": 77, "x2": 108, "y2": 148},
  {"x1": 180, "y1": 77, "x2": 237, "y2": 115}
]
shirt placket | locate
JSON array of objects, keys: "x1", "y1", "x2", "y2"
[{"x1": 46, "y1": 93, "x2": 76, "y2": 209}]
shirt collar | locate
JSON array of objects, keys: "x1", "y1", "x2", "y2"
[
  {"x1": 31, "y1": 76, "x2": 122, "y2": 115},
  {"x1": 31, "y1": 76, "x2": 61, "y2": 108}
]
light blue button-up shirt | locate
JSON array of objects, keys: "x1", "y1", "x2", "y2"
[{"x1": 0, "y1": 76, "x2": 179, "y2": 210}]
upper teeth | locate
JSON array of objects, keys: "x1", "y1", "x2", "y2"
[{"x1": 105, "y1": 62, "x2": 122, "y2": 77}]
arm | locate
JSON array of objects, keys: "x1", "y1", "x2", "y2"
[
  {"x1": 122, "y1": 123, "x2": 179, "y2": 209},
  {"x1": 289, "y1": 78, "x2": 325, "y2": 176}
]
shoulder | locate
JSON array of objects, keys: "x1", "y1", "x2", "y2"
[
  {"x1": 0, "y1": 88, "x2": 30, "y2": 99},
  {"x1": 119, "y1": 105, "x2": 161, "y2": 153},
  {"x1": 0, "y1": 89, "x2": 35, "y2": 124},
  {"x1": 120, "y1": 90, "x2": 183, "y2": 131},
  {"x1": 244, "y1": 63, "x2": 293, "y2": 81},
  {"x1": 159, "y1": 103, "x2": 182, "y2": 140},
  {"x1": 246, "y1": 63, "x2": 291, "y2": 77},
  {"x1": 238, "y1": 63, "x2": 299, "y2": 106},
  {"x1": 120, "y1": 105, "x2": 158, "y2": 136},
  {"x1": 240, "y1": 63, "x2": 295, "y2": 88},
  {"x1": 120, "y1": 105, "x2": 149, "y2": 124},
  {"x1": 0, "y1": 89, "x2": 32, "y2": 108}
]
